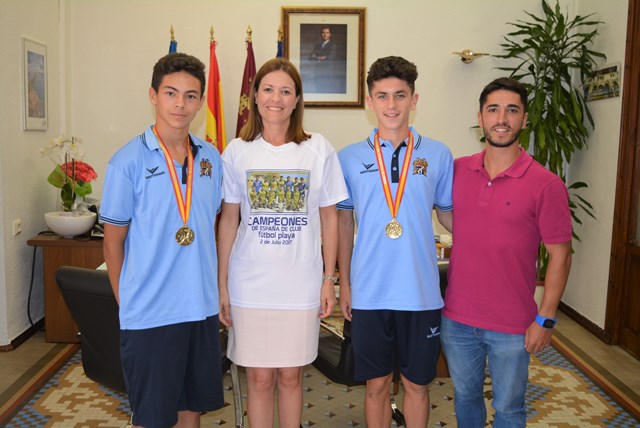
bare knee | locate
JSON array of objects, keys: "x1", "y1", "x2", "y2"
[
  {"x1": 366, "y1": 374, "x2": 393, "y2": 397},
  {"x1": 401, "y1": 375, "x2": 429, "y2": 397},
  {"x1": 175, "y1": 410, "x2": 200, "y2": 428},
  {"x1": 248, "y1": 368, "x2": 277, "y2": 392},
  {"x1": 277, "y1": 367, "x2": 303, "y2": 390}
]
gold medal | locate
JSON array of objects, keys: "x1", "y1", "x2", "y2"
[
  {"x1": 374, "y1": 132, "x2": 414, "y2": 240},
  {"x1": 176, "y1": 226, "x2": 195, "y2": 246},
  {"x1": 385, "y1": 218, "x2": 403, "y2": 239},
  {"x1": 153, "y1": 126, "x2": 196, "y2": 247}
]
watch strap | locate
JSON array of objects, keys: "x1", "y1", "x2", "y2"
[{"x1": 535, "y1": 314, "x2": 557, "y2": 329}]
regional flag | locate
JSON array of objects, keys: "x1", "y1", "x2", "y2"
[
  {"x1": 236, "y1": 28, "x2": 256, "y2": 137},
  {"x1": 169, "y1": 25, "x2": 178, "y2": 53},
  {"x1": 205, "y1": 29, "x2": 226, "y2": 153}
]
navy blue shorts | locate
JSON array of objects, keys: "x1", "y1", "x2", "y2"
[
  {"x1": 120, "y1": 315, "x2": 224, "y2": 428},
  {"x1": 351, "y1": 309, "x2": 441, "y2": 385}
]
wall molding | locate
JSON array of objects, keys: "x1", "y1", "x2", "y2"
[
  {"x1": 560, "y1": 302, "x2": 611, "y2": 344},
  {"x1": 0, "y1": 319, "x2": 44, "y2": 352}
]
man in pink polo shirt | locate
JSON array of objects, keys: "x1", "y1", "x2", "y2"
[{"x1": 441, "y1": 77, "x2": 573, "y2": 428}]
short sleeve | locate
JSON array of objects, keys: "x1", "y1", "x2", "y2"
[
  {"x1": 100, "y1": 161, "x2": 134, "y2": 226},
  {"x1": 336, "y1": 148, "x2": 354, "y2": 210},
  {"x1": 320, "y1": 143, "x2": 349, "y2": 207},
  {"x1": 537, "y1": 178, "x2": 572, "y2": 244},
  {"x1": 221, "y1": 144, "x2": 242, "y2": 204},
  {"x1": 434, "y1": 146, "x2": 453, "y2": 211}
]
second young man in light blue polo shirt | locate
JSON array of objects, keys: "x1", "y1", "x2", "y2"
[{"x1": 337, "y1": 56, "x2": 453, "y2": 427}]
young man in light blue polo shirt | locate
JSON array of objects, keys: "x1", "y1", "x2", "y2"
[
  {"x1": 101, "y1": 53, "x2": 224, "y2": 428},
  {"x1": 337, "y1": 56, "x2": 453, "y2": 427}
]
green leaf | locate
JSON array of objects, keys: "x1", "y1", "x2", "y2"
[
  {"x1": 74, "y1": 183, "x2": 93, "y2": 197},
  {"x1": 46, "y1": 165, "x2": 67, "y2": 189},
  {"x1": 568, "y1": 181, "x2": 588, "y2": 190},
  {"x1": 60, "y1": 183, "x2": 75, "y2": 211},
  {"x1": 494, "y1": 0, "x2": 605, "y2": 269}
]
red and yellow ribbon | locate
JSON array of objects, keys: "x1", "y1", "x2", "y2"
[
  {"x1": 374, "y1": 131, "x2": 414, "y2": 221},
  {"x1": 153, "y1": 126, "x2": 193, "y2": 227}
]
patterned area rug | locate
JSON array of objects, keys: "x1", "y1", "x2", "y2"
[{"x1": 1, "y1": 339, "x2": 639, "y2": 427}]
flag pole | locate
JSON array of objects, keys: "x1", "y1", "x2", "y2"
[{"x1": 169, "y1": 25, "x2": 177, "y2": 53}]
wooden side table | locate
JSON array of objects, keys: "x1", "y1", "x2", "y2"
[{"x1": 27, "y1": 234, "x2": 104, "y2": 342}]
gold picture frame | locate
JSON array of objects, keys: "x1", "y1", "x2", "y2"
[
  {"x1": 21, "y1": 37, "x2": 48, "y2": 131},
  {"x1": 282, "y1": 7, "x2": 365, "y2": 108}
]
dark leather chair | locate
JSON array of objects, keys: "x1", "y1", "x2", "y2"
[
  {"x1": 313, "y1": 318, "x2": 363, "y2": 387},
  {"x1": 56, "y1": 266, "x2": 244, "y2": 427},
  {"x1": 312, "y1": 262, "x2": 449, "y2": 426},
  {"x1": 56, "y1": 266, "x2": 126, "y2": 392},
  {"x1": 438, "y1": 261, "x2": 449, "y2": 297}
]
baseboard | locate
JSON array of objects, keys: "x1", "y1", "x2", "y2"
[
  {"x1": 0, "y1": 319, "x2": 45, "y2": 352},
  {"x1": 559, "y1": 302, "x2": 611, "y2": 344}
]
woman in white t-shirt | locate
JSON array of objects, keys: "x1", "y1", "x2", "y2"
[{"x1": 217, "y1": 58, "x2": 348, "y2": 428}]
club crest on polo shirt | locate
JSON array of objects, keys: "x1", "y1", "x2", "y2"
[
  {"x1": 413, "y1": 158, "x2": 428, "y2": 176},
  {"x1": 200, "y1": 158, "x2": 213, "y2": 178}
]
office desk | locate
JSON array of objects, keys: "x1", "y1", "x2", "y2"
[{"x1": 27, "y1": 234, "x2": 104, "y2": 342}]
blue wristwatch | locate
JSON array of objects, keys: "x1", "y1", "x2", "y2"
[{"x1": 535, "y1": 314, "x2": 557, "y2": 329}]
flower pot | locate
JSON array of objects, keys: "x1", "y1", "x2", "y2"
[{"x1": 44, "y1": 211, "x2": 97, "y2": 238}]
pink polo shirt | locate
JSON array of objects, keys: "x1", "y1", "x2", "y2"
[{"x1": 443, "y1": 148, "x2": 572, "y2": 334}]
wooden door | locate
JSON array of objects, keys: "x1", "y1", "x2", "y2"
[
  {"x1": 607, "y1": 0, "x2": 640, "y2": 359},
  {"x1": 619, "y1": 204, "x2": 640, "y2": 357}
]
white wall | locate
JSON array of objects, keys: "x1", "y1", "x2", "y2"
[
  {"x1": 564, "y1": 0, "x2": 628, "y2": 325},
  {"x1": 0, "y1": 0, "x2": 61, "y2": 344},
  {"x1": 0, "y1": 0, "x2": 629, "y2": 344},
  {"x1": 67, "y1": 0, "x2": 542, "y2": 199}
]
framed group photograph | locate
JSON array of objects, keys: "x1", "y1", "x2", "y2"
[
  {"x1": 282, "y1": 7, "x2": 365, "y2": 108},
  {"x1": 21, "y1": 37, "x2": 48, "y2": 131},
  {"x1": 584, "y1": 63, "x2": 621, "y2": 102}
]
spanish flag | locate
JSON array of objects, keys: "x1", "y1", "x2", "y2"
[
  {"x1": 236, "y1": 27, "x2": 256, "y2": 137},
  {"x1": 205, "y1": 28, "x2": 226, "y2": 152}
]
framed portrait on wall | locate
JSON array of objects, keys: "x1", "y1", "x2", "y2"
[
  {"x1": 282, "y1": 7, "x2": 365, "y2": 108},
  {"x1": 21, "y1": 37, "x2": 48, "y2": 131}
]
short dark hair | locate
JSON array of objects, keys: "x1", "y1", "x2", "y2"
[
  {"x1": 366, "y1": 56, "x2": 418, "y2": 94},
  {"x1": 479, "y1": 77, "x2": 528, "y2": 111},
  {"x1": 151, "y1": 53, "x2": 206, "y2": 97}
]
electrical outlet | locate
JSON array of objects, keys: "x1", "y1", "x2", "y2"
[{"x1": 12, "y1": 219, "x2": 22, "y2": 236}]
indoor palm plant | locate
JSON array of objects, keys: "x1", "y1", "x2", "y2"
[{"x1": 495, "y1": 0, "x2": 605, "y2": 277}]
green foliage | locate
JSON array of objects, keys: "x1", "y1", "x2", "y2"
[{"x1": 495, "y1": 0, "x2": 604, "y2": 278}]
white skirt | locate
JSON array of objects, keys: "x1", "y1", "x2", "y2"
[{"x1": 227, "y1": 305, "x2": 321, "y2": 368}]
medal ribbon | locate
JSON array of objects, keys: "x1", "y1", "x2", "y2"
[
  {"x1": 374, "y1": 132, "x2": 414, "y2": 220},
  {"x1": 153, "y1": 126, "x2": 193, "y2": 227}
]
